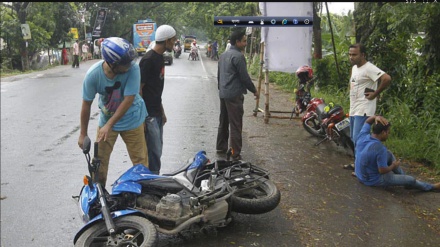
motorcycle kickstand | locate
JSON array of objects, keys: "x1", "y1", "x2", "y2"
[{"x1": 315, "y1": 136, "x2": 329, "y2": 146}]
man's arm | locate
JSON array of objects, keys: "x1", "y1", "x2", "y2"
[
  {"x1": 78, "y1": 100, "x2": 93, "y2": 148},
  {"x1": 378, "y1": 160, "x2": 400, "y2": 174},
  {"x1": 366, "y1": 73, "x2": 391, "y2": 100},
  {"x1": 235, "y1": 55, "x2": 257, "y2": 95}
]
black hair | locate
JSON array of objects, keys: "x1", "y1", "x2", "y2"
[
  {"x1": 230, "y1": 29, "x2": 246, "y2": 46},
  {"x1": 372, "y1": 122, "x2": 391, "y2": 135},
  {"x1": 349, "y1": 43, "x2": 367, "y2": 56}
]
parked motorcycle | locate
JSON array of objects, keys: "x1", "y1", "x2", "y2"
[
  {"x1": 73, "y1": 136, "x2": 281, "y2": 246},
  {"x1": 302, "y1": 102, "x2": 354, "y2": 155},
  {"x1": 174, "y1": 45, "x2": 182, "y2": 58}
]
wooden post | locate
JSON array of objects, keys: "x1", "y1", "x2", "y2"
[
  {"x1": 264, "y1": 63, "x2": 270, "y2": 124},
  {"x1": 254, "y1": 42, "x2": 264, "y2": 117}
]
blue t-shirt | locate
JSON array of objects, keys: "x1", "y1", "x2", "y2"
[
  {"x1": 82, "y1": 61, "x2": 147, "y2": 131},
  {"x1": 354, "y1": 123, "x2": 388, "y2": 186}
]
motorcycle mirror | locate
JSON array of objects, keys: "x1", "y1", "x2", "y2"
[{"x1": 82, "y1": 136, "x2": 91, "y2": 154}]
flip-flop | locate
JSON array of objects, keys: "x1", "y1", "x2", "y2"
[{"x1": 343, "y1": 164, "x2": 355, "y2": 170}]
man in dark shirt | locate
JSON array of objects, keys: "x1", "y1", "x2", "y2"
[
  {"x1": 139, "y1": 25, "x2": 177, "y2": 174},
  {"x1": 216, "y1": 29, "x2": 258, "y2": 161}
]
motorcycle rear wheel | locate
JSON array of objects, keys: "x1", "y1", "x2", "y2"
[
  {"x1": 74, "y1": 215, "x2": 157, "y2": 247},
  {"x1": 230, "y1": 175, "x2": 280, "y2": 214}
]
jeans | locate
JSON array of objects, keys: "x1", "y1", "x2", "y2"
[
  {"x1": 374, "y1": 150, "x2": 434, "y2": 191},
  {"x1": 349, "y1": 115, "x2": 369, "y2": 147},
  {"x1": 145, "y1": 116, "x2": 163, "y2": 174}
]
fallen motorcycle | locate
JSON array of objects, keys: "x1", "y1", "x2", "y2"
[
  {"x1": 73, "y1": 136, "x2": 281, "y2": 246},
  {"x1": 303, "y1": 102, "x2": 354, "y2": 155}
]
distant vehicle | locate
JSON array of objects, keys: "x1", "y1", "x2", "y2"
[
  {"x1": 183, "y1": 35, "x2": 197, "y2": 52},
  {"x1": 147, "y1": 41, "x2": 173, "y2": 65},
  {"x1": 133, "y1": 19, "x2": 157, "y2": 56}
]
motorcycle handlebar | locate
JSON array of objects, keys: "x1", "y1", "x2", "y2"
[{"x1": 94, "y1": 142, "x2": 99, "y2": 158}]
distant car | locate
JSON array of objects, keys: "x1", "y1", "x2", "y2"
[
  {"x1": 183, "y1": 37, "x2": 196, "y2": 52},
  {"x1": 146, "y1": 41, "x2": 173, "y2": 65}
]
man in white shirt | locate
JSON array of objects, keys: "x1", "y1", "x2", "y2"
[
  {"x1": 344, "y1": 43, "x2": 391, "y2": 172},
  {"x1": 225, "y1": 40, "x2": 231, "y2": 51},
  {"x1": 82, "y1": 43, "x2": 89, "y2": 61},
  {"x1": 72, "y1": 40, "x2": 80, "y2": 68}
]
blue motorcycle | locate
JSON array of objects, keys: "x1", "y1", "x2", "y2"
[{"x1": 73, "y1": 136, "x2": 280, "y2": 246}]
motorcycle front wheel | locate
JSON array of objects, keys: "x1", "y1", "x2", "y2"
[
  {"x1": 230, "y1": 174, "x2": 281, "y2": 214},
  {"x1": 302, "y1": 116, "x2": 325, "y2": 138},
  {"x1": 74, "y1": 215, "x2": 157, "y2": 247}
]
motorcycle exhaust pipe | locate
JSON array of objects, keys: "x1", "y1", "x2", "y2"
[{"x1": 155, "y1": 215, "x2": 205, "y2": 235}]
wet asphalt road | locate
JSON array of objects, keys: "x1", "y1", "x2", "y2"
[{"x1": 1, "y1": 46, "x2": 439, "y2": 247}]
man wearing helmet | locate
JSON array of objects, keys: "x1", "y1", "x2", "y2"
[
  {"x1": 78, "y1": 37, "x2": 148, "y2": 187},
  {"x1": 139, "y1": 24, "x2": 177, "y2": 175}
]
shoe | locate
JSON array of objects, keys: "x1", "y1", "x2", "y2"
[
  {"x1": 232, "y1": 154, "x2": 242, "y2": 161},
  {"x1": 343, "y1": 164, "x2": 355, "y2": 170}
]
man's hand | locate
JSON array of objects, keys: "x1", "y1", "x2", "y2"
[
  {"x1": 365, "y1": 91, "x2": 377, "y2": 100},
  {"x1": 374, "y1": 115, "x2": 389, "y2": 126},
  {"x1": 97, "y1": 124, "x2": 111, "y2": 142},
  {"x1": 78, "y1": 134, "x2": 87, "y2": 149},
  {"x1": 254, "y1": 92, "x2": 259, "y2": 100}
]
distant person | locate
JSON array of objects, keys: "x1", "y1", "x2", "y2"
[
  {"x1": 216, "y1": 29, "x2": 258, "y2": 161},
  {"x1": 78, "y1": 37, "x2": 148, "y2": 187},
  {"x1": 82, "y1": 42, "x2": 89, "y2": 61},
  {"x1": 343, "y1": 43, "x2": 391, "y2": 173},
  {"x1": 355, "y1": 115, "x2": 440, "y2": 192},
  {"x1": 72, "y1": 40, "x2": 80, "y2": 68},
  {"x1": 225, "y1": 39, "x2": 231, "y2": 51},
  {"x1": 139, "y1": 25, "x2": 177, "y2": 175},
  {"x1": 211, "y1": 40, "x2": 219, "y2": 60}
]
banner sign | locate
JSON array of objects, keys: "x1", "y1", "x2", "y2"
[
  {"x1": 259, "y1": 2, "x2": 313, "y2": 73},
  {"x1": 21, "y1": 24, "x2": 31, "y2": 40},
  {"x1": 69, "y1": 28, "x2": 79, "y2": 39},
  {"x1": 92, "y1": 8, "x2": 108, "y2": 37}
]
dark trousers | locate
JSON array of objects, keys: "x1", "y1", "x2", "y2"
[
  {"x1": 72, "y1": 55, "x2": 79, "y2": 67},
  {"x1": 216, "y1": 95, "x2": 244, "y2": 156}
]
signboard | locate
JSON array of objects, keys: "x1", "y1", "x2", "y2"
[
  {"x1": 69, "y1": 28, "x2": 79, "y2": 39},
  {"x1": 21, "y1": 24, "x2": 31, "y2": 40},
  {"x1": 86, "y1": 33, "x2": 92, "y2": 41},
  {"x1": 92, "y1": 8, "x2": 108, "y2": 37},
  {"x1": 259, "y1": 2, "x2": 313, "y2": 73},
  {"x1": 133, "y1": 22, "x2": 157, "y2": 54}
]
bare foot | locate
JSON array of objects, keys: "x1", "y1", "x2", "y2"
[{"x1": 432, "y1": 182, "x2": 440, "y2": 190}]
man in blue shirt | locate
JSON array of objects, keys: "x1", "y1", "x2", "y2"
[
  {"x1": 78, "y1": 37, "x2": 148, "y2": 187},
  {"x1": 355, "y1": 115, "x2": 439, "y2": 191}
]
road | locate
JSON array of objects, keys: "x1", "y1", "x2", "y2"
[{"x1": 1, "y1": 46, "x2": 439, "y2": 247}]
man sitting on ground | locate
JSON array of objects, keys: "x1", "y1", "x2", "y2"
[{"x1": 355, "y1": 115, "x2": 440, "y2": 192}]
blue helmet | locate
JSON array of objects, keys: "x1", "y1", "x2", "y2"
[{"x1": 101, "y1": 37, "x2": 137, "y2": 66}]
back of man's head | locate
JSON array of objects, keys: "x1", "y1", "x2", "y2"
[
  {"x1": 372, "y1": 122, "x2": 391, "y2": 135},
  {"x1": 230, "y1": 29, "x2": 245, "y2": 46}
]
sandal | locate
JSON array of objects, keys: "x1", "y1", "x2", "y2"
[{"x1": 343, "y1": 164, "x2": 355, "y2": 170}]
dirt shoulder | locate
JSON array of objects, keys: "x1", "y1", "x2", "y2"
[{"x1": 242, "y1": 81, "x2": 440, "y2": 246}]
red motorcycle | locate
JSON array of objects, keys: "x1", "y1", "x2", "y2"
[
  {"x1": 291, "y1": 66, "x2": 315, "y2": 117},
  {"x1": 302, "y1": 102, "x2": 354, "y2": 155}
]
